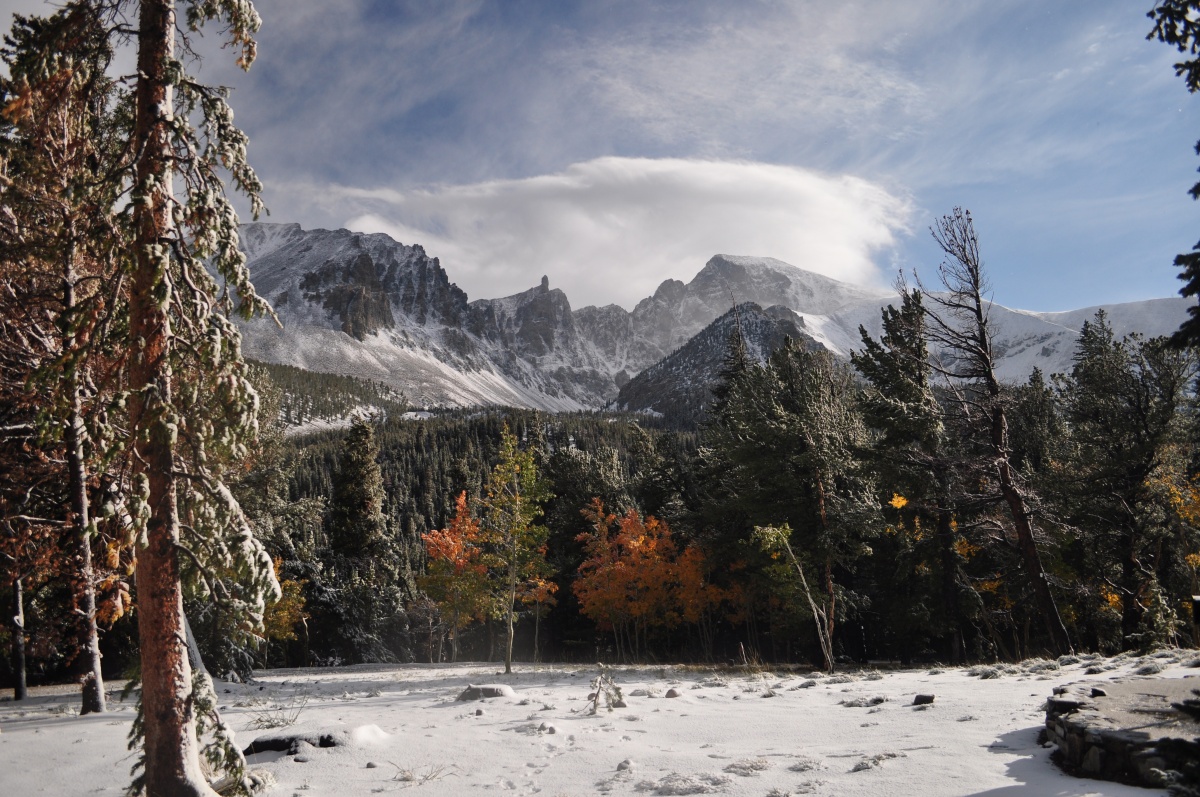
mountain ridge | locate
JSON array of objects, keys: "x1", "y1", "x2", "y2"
[{"x1": 234, "y1": 222, "x2": 1193, "y2": 411}]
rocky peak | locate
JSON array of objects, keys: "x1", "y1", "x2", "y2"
[{"x1": 614, "y1": 301, "x2": 819, "y2": 427}]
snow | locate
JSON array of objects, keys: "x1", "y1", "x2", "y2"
[
  {"x1": 3, "y1": 652, "x2": 1195, "y2": 796},
  {"x1": 233, "y1": 223, "x2": 1196, "y2": 413}
]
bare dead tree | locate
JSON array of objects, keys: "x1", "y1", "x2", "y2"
[{"x1": 917, "y1": 208, "x2": 1073, "y2": 657}]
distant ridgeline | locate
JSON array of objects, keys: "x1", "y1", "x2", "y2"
[{"x1": 249, "y1": 360, "x2": 408, "y2": 430}]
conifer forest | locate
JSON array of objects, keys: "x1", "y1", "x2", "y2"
[{"x1": 5, "y1": 2, "x2": 1200, "y2": 796}]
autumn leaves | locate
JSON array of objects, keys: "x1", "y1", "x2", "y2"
[{"x1": 421, "y1": 424, "x2": 721, "y2": 664}]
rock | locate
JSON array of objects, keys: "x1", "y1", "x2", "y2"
[
  {"x1": 913, "y1": 694, "x2": 936, "y2": 706},
  {"x1": 475, "y1": 708, "x2": 485, "y2": 716},
  {"x1": 243, "y1": 729, "x2": 351, "y2": 756},
  {"x1": 665, "y1": 688, "x2": 681, "y2": 698},
  {"x1": 612, "y1": 699, "x2": 627, "y2": 708},
  {"x1": 1090, "y1": 687, "x2": 1107, "y2": 698},
  {"x1": 293, "y1": 756, "x2": 310, "y2": 763},
  {"x1": 365, "y1": 762, "x2": 378, "y2": 769},
  {"x1": 617, "y1": 759, "x2": 634, "y2": 771},
  {"x1": 457, "y1": 683, "x2": 516, "y2": 701}
]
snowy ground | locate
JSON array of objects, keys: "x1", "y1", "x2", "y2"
[{"x1": 2, "y1": 650, "x2": 1197, "y2": 797}]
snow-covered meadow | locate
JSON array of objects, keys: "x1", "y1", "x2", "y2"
[{"x1": 2, "y1": 651, "x2": 1197, "y2": 797}]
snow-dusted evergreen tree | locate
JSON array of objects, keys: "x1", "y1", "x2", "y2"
[
  {"x1": 119, "y1": 0, "x2": 278, "y2": 794},
  {"x1": 708, "y1": 339, "x2": 878, "y2": 672},
  {"x1": 853, "y1": 287, "x2": 968, "y2": 663},
  {"x1": 1148, "y1": 1, "x2": 1200, "y2": 347},
  {"x1": 0, "y1": 2, "x2": 130, "y2": 715},
  {"x1": 1051, "y1": 313, "x2": 1197, "y2": 649},
  {"x1": 322, "y1": 415, "x2": 406, "y2": 662}
]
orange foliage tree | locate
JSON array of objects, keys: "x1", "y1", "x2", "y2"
[
  {"x1": 574, "y1": 500, "x2": 722, "y2": 661},
  {"x1": 421, "y1": 491, "x2": 489, "y2": 661}
]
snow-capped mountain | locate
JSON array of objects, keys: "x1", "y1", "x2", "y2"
[{"x1": 235, "y1": 222, "x2": 1193, "y2": 410}]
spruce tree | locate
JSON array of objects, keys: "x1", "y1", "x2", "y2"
[
  {"x1": 1053, "y1": 313, "x2": 1196, "y2": 649},
  {"x1": 1148, "y1": 2, "x2": 1200, "y2": 347},
  {"x1": 708, "y1": 339, "x2": 877, "y2": 671},
  {"x1": 325, "y1": 415, "x2": 403, "y2": 662},
  {"x1": 328, "y1": 417, "x2": 388, "y2": 560},
  {"x1": 853, "y1": 287, "x2": 967, "y2": 663},
  {"x1": 0, "y1": 2, "x2": 127, "y2": 716}
]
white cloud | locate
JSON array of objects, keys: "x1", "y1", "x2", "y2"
[{"x1": 331, "y1": 157, "x2": 912, "y2": 309}]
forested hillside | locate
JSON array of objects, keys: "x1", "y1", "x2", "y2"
[
  {"x1": 249, "y1": 360, "x2": 409, "y2": 430},
  {"x1": 198, "y1": 243, "x2": 1200, "y2": 670}
]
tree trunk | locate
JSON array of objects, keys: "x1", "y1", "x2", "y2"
[
  {"x1": 63, "y1": 257, "x2": 105, "y2": 715},
  {"x1": 131, "y1": 1, "x2": 216, "y2": 794},
  {"x1": 504, "y1": 575, "x2": 516, "y2": 674},
  {"x1": 533, "y1": 600, "x2": 541, "y2": 663},
  {"x1": 11, "y1": 577, "x2": 26, "y2": 701},
  {"x1": 823, "y1": 558, "x2": 836, "y2": 673},
  {"x1": 1119, "y1": 531, "x2": 1145, "y2": 647},
  {"x1": 813, "y1": 475, "x2": 836, "y2": 673},
  {"x1": 994, "y1": 444, "x2": 1072, "y2": 656},
  {"x1": 927, "y1": 208, "x2": 1071, "y2": 659},
  {"x1": 936, "y1": 498, "x2": 963, "y2": 664}
]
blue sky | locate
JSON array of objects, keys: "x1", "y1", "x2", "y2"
[{"x1": 4, "y1": 0, "x2": 1200, "y2": 312}]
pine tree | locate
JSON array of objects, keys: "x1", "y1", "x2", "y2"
[
  {"x1": 1052, "y1": 312, "x2": 1197, "y2": 649},
  {"x1": 1148, "y1": 2, "x2": 1200, "y2": 347},
  {"x1": 0, "y1": 2, "x2": 129, "y2": 715},
  {"x1": 123, "y1": 1, "x2": 277, "y2": 794},
  {"x1": 853, "y1": 286, "x2": 967, "y2": 662}
]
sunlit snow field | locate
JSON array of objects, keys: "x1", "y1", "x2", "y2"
[{"x1": 1, "y1": 651, "x2": 1196, "y2": 796}]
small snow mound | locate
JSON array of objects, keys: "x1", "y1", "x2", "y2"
[
  {"x1": 349, "y1": 724, "x2": 391, "y2": 745},
  {"x1": 723, "y1": 758, "x2": 771, "y2": 776},
  {"x1": 788, "y1": 757, "x2": 821, "y2": 772},
  {"x1": 635, "y1": 772, "x2": 731, "y2": 794},
  {"x1": 1021, "y1": 658, "x2": 1059, "y2": 674},
  {"x1": 457, "y1": 683, "x2": 516, "y2": 700},
  {"x1": 850, "y1": 751, "x2": 906, "y2": 772}
]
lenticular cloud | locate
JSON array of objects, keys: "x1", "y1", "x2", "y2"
[{"x1": 340, "y1": 157, "x2": 912, "y2": 308}]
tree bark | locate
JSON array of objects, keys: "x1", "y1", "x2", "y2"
[
  {"x1": 504, "y1": 572, "x2": 516, "y2": 674},
  {"x1": 936, "y1": 501, "x2": 962, "y2": 664},
  {"x1": 991, "y1": 409, "x2": 1073, "y2": 656},
  {"x1": 1119, "y1": 531, "x2": 1145, "y2": 645},
  {"x1": 11, "y1": 577, "x2": 26, "y2": 701},
  {"x1": 63, "y1": 253, "x2": 106, "y2": 715},
  {"x1": 131, "y1": 1, "x2": 216, "y2": 794}
]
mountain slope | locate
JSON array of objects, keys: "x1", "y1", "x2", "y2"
[
  {"x1": 235, "y1": 222, "x2": 1193, "y2": 410},
  {"x1": 614, "y1": 303, "x2": 818, "y2": 427}
]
